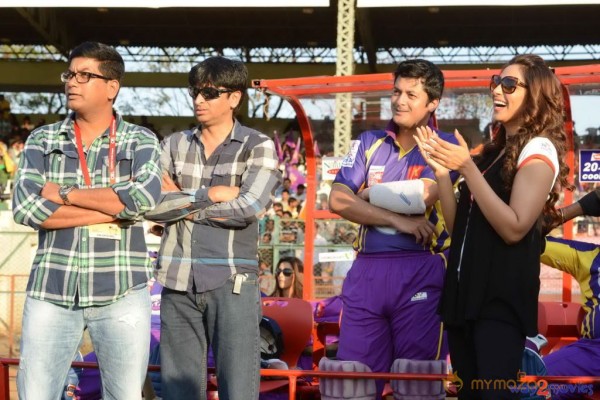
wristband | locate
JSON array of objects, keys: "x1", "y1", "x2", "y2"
[{"x1": 578, "y1": 189, "x2": 600, "y2": 217}]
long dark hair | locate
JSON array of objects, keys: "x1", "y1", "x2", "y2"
[
  {"x1": 271, "y1": 256, "x2": 303, "y2": 299},
  {"x1": 476, "y1": 54, "x2": 572, "y2": 223}
]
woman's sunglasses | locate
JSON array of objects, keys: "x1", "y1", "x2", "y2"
[
  {"x1": 275, "y1": 268, "x2": 293, "y2": 277},
  {"x1": 187, "y1": 86, "x2": 234, "y2": 100},
  {"x1": 490, "y1": 75, "x2": 528, "y2": 94}
]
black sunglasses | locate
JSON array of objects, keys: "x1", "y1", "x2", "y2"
[
  {"x1": 490, "y1": 74, "x2": 528, "y2": 94},
  {"x1": 275, "y1": 268, "x2": 293, "y2": 277},
  {"x1": 187, "y1": 86, "x2": 234, "y2": 101}
]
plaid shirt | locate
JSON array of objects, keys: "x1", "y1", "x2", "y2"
[
  {"x1": 145, "y1": 120, "x2": 281, "y2": 292},
  {"x1": 12, "y1": 112, "x2": 161, "y2": 307}
]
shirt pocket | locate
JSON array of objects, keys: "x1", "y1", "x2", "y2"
[
  {"x1": 104, "y1": 150, "x2": 133, "y2": 183},
  {"x1": 211, "y1": 162, "x2": 244, "y2": 187},
  {"x1": 43, "y1": 148, "x2": 79, "y2": 184}
]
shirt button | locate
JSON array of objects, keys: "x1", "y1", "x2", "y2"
[
  {"x1": 82, "y1": 237, "x2": 87, "y2": 242},
  {"x1": 73, "y1": 265, "x2": 79, "y2": 270}
]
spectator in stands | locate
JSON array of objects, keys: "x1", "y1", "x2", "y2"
[
  {"x1": 280, "y1": 188, "x2": 291, "y2": 210},
  {"x1": 270, "y1": 256, "x2": 304, "y2": 299},
  {"x1": 264, "y1": 217, "x2": 275, "y2": 234},
  {"x1": 8, "y1": 136, "x2": 24, "y2": 166},
  {"x1": 20, "y1": 115, "x2": 34, "y2": 131},
  {"x1": 315, "y1": 192, "x2": 328, "y2": 211},
  {"x1": 0, "y1": 141, "x2": 15, "y2": 190},
  {"x1": 274, "y1": 177, "x2": 291, "y2": 199},
  {"x1": 288, "y1": 196, "x2": 300, "y2": 218},
  {"x1": 272, "y1": 201, "x2": 284, "y2": 217},
  {"x1": 12, "y1": 41, "x2": 161, "y2": 400},
  {"x1": 262, "y1": 232, "x2": 272, "y2": 244},
  {"x1": 329, "y1": 59, "x2": 456, "y2": 399},
  {"x1": 0, "y1": 94, "x2": 11, "y2": 135},
  {"x1": 417, "y1": 54, "x2": 570, "y2": 399},
  {"x1": 144, "y1": 56, "x2": 281, "y2": 400},
  {"x1": 295, "y1": 183, "x2": 306, "y2": 202},
  {"x1": 258, "y1": 260, "x2": 276, "y2": 296}
]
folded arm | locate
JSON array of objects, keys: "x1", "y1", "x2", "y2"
[
  {"x1": 146, "y1": 138, "x2": 281, "y2": 227},
  {"x1": 329, "y1": 183, "x2": 435, "y2": 245},
  {"x1": 40, "y1": 205, "x2": 116, "y2": 230},
  {"x1": 192, "y1": 139, "x2": 282, "y2": 225},
  {"x1": 14, "y1": 130, "x2": 161, "y2": 230}
]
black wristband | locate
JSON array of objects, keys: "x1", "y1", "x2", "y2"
[{"x1": 578, "y1": 189, "x2": 600, "y2": 217}]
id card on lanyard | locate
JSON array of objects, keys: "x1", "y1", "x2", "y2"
[
  {"x1": 74, "y1": 117, "x2": 117, "y2": 188},
  {"x1": 75, "y1": 117, "x2": 121, "y2": 240}
]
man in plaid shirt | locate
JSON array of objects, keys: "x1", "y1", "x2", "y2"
[
  {"x1": 12, "y1": 42, "x2": 161, "y2": 399},
  {"x1": 145, "y1": 57, "x2": 281, "y2": 400}
]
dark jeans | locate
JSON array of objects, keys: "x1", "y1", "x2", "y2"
[{"x1": 160, "y1": 274, "x2": 261, "y2": 400}]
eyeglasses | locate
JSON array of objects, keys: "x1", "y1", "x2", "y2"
[
  {"x1": 61, "y1": 70, "x2": 112, "y2": 84},
  {"x1": 490, "y1": 74, "x2": 528, "y2": 94},
  {"x1": 188, "y1": 86, "x2": 234, "y2": 101},
  {"x1": 275, "y1": 268, "x2": 293, "y2": 277}
]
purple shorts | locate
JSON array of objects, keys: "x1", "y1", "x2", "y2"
[
  {"x1": 544, "y1": 338, "x2": 600, "y2": 399},
  {"x1": 336, "y1": 250, "x2": 447, "y2": 388}
]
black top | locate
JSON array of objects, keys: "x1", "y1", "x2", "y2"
[{"x1": 439, "y1": 148, "x2": 542, "y2": 336}]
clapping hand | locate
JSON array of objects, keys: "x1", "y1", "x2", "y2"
[
  {"x1": 414, "y1": 126, "x2": 471, "y2": 174},
  {"x1": 414, "y1": 126, "x2": 448, "y2": 177}
]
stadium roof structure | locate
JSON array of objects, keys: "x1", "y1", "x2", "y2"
[
  {"x1": 1, "y1": 4, "x2": 600, "y2": 66},
  {"x1": 1, "y1": 4, "x2": 600, "y2": 95}
]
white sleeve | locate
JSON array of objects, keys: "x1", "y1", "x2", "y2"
[{"x1": 517, "y1": 137, "x2": 559, "y2": 188}]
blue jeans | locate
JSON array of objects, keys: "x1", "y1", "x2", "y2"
[
  {"x1": 17, "y1": 284, "x2": 151, "y2": 400},
  {"x1": 160, "y1": 274, "x2": 261, "y2": 400}
]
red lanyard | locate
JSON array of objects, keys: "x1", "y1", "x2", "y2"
[{"x1": 74, "y1": 117, "x2": 117, "y2": 188}]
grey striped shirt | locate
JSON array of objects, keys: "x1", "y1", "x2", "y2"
[{"x1": 145, "y1": 120, "x2": 281, "y2": 292}]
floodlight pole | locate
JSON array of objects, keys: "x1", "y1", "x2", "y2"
[{"x1": 334, "y1": 0, "x2": 356, "y2": 156}]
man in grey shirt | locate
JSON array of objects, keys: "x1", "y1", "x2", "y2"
[{"x1": 145, "y1": 56, "x2": 281, "y2": 400}]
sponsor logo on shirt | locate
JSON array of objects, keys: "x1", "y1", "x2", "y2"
[
  {"x1": 368, "y1": 165, "x2": 385, "y2": 186},
  {"x1": 411, "y1": 291, "x2": 428, "y2": 302},
  {"x1": 540, "y1": 140, "x2": 552, "y2": 154},
  {"x1": 341, "y1": 140, "x2": 361, "y2": 168}
]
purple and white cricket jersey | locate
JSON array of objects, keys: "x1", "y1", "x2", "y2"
[{"x1": 333, "y1": 120, "x2": 458, "y2": 254}]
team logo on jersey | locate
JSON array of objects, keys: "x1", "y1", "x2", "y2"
[
  {"x1": 411, "y1": 292, "x2": 428, "y2": 302},
  {"x1": 341, "y1": 140, "x2": 361, "y2": 168},
  {"x1": 368, "y1": 165, "x2": 385, "y2": 186},
  {"x1": 407, "y1": 165, "x2": 425, "y2": 180}
]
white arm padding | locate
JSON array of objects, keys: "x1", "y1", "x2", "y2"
[{"x1": 369, "y1": 179, "x2": 426, "y2": 215}]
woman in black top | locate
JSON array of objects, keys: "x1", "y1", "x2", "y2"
[{"x1": 415, "y1": 54, "x2": 570, "y2": 399}]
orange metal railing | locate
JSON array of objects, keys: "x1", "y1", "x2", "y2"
[{"x1": 1, "y1": 357, "x2": 599, "y2": 400}]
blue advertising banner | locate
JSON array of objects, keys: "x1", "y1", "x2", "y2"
[{"x1": 579, "y1": 150, "x2": 600, "y2": 182}]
